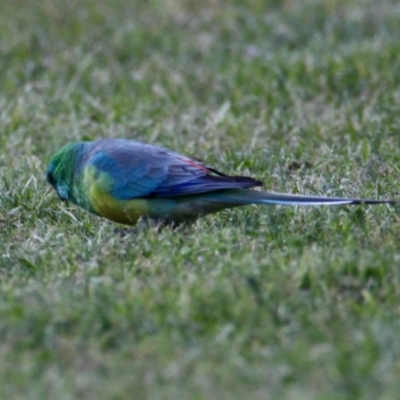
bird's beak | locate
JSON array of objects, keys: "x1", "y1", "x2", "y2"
[{"x1": 55, "y1": 184, "x2": 70, "y2": 205}]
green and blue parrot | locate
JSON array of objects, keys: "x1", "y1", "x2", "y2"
[{"x1": 46, "y1": 138, "x2": 395, "y2": 226}]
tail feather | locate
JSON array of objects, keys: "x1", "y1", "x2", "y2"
[{"x1": 206, "y1": 189, "x2": 396, "y2": 206}]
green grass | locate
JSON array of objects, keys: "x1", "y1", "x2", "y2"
[{"x1": 1, "y1": 0, "x2": 400, "y2": 398}]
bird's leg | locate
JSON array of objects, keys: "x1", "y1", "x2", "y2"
[
  {"x1": 113, "y1": 226, "x2": 141, "y2": 237},
  {"x1": 140, "y1": 216, "x2": 195, "y2": 231}
]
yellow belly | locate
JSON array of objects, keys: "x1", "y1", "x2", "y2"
[
  {"x1": 91, "y1": 189, "x2": 149, "y2": 225},
  {"x1": 84, "y1": 167, "x2": 149, "y2": 225}
]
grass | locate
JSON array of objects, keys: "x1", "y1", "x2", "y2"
[{"x1": 1, "y1": 0, "x2": 400, "y2": 398}]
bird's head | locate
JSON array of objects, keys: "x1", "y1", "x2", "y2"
[{"x1": 46, "y1": 142, "x2": 85, "y2": 203}]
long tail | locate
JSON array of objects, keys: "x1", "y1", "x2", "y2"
[{"x1": 206, "y1": 189, "x2": 396, "y2": 206}]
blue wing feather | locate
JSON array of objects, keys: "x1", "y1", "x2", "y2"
[{"x1": 86, "y1": 139, "x2": 262, "y2": 199}]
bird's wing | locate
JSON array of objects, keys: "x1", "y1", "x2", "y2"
[{"x1": 85, "y1": 139, "x2": 262, "y2": 199}]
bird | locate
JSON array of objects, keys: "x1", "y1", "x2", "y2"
[{"x1": 46, "y1": 138, "x2": 395, "y2": 226}]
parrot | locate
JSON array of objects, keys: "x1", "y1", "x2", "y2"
[{"x1": 46, "y1": 138, "x2": 395, "y2": 226}]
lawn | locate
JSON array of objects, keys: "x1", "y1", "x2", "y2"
[{"x1": 1, "y1": 0, "x2": 400, "y2": 398}]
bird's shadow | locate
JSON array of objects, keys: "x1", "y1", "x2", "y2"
[{"x1": 113, "y1": 217, "x2": 190, "y2": 237}]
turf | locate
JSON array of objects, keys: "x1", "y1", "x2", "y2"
[{"x1": 1, "y1": 0, "x2": 400, "y2": 398}]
